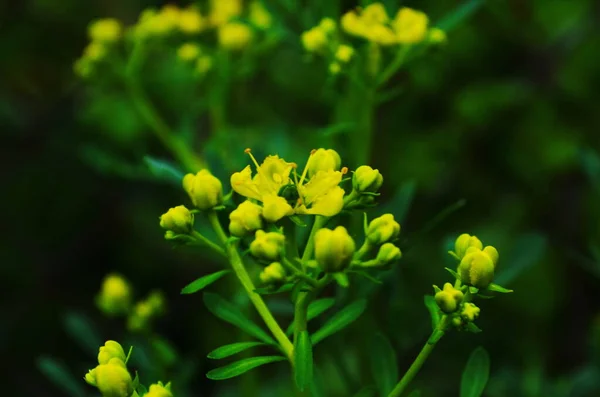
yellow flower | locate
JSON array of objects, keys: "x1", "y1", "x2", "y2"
[
  {"x1": 196, "y1": 55, "x2": 213, "y2": 75},
  {"x1": 159, "y1": 205, "x2": 193, "y2": 234},
  {"x1": 94, "y1": 358, "x2": 133, "y2": 397},
  {"x1": 84, "y1": 367, "x2": 97, "y2": 386},
  {"x1": 461, "y1": 302, "x2": 480, "y2": 322},
  {"x1": 434, "y1": 283, "x2": 464, "y2": 313},
  {"x1": 453, "y1": 233, "x2": 483, "y2": 260},
  {"x1": 314, "y1": 226, "x2": 356, "y2": 272},
  {"x1": 335, "y1": 45, "x2": 354, "y2": 63},
  {"x1": 362, "y1": 3, "x2": 389, "y2": 24},
  {"x1": 177, "y1": 43, "x2": 201, "y2": 61},
  {"x1": 301, "y1": 27, "x2": 328, "y2": 53},
  {"x1": 318, "y1": 18, "x2": 337, "y2": 34},
  {"x1": 231, "y1": 151, "x2": 294, "y2": 201},
  {"x1": 366, "y1": 24, "x2": 397, "y2": 46},
  {"x1": 262, "y1": 194, "x2": 294, "y2": 222},
  {"x1": 259, "y1": 262, "x2": 286, "y2": 284},
  {"x1": 341, "y1": 11, "x2": 367, "y2": 37},
  {"x1": 210, "y1": 0, "x2": 242, "y2": 26},
  {"x1": 229, "y1": 200, "x2": 263, "y2": 237},
  {"x1": 393, "y1": 7, "x2": 429, "y2": 44},
  {"x1": 375, "y1": 243, "x2": 402, "y2": 265},
  {"x1": 366, "y1": 214, "x2": 400, "y2": 245},
  {"x1": 250, "y1": 230, "x2": 285, "y2": 261},
  {"x1": 178, "y1": 7, "x2": 205, "y2": 34},
  {"x1": 250, "y1": 1, "x2": 272, "y2": 30},
  {"x1": 98, "y1": 341, "x2": 127, "y2": 365},
  {"x1": 96, "y1": 274, "x2": 131, "y2": 315},
  {"x1": 146, "y1": 382, "x2": 173, "y2": 397},
  {"x1": 296, "y1": 170, "x2": 345, "y2": 216},
  {"x1": 329, "y1": 62, "x2": 341, "y2": 75},
  {"x1": 88, "y1": 18, "x2": 122, "y2": 42},
  {"x1": 352, "y1": 165, "x2": 383, "y2": 193},
  {"x1": 218, "y1": 22, "x2": 253, "y2": 50},
  {"x1": 83, "y1": 42, "x2": 105, "y2": 61},
  {"x1": 183, "y1": 170, "x2": 224, "y2": 210},
  {"x1": 458, "y1": 246, "x2": 499, "y2": 289},
  {"x1": 308, "y1": 148, "x2": 342, "y2": 176},
  {"x1": 428, "y1": 27, "x2": 447, "y2": 44}
]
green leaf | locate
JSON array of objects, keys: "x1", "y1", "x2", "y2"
[
  {"x1": 445, "y1": 267, "x2": 461, "y2": 280},
  {"x1": 286, "y1": 298, "x2": 336, "y2": 336},
  {"x1": 151, "y1": 338, "x2": 178, "y2": 367},
  {"x1": 294, "y1": 331, "x2": 314, "y2": 391},
  {"x1": 203, "y1": 292, "x2": 276, "y2": 344},
  {"x1": 486, "y1": 283, "x2": 513, "y2": 293},
  {"x1": 370, "y1": 333, "x2": 398, "y2": 395},
  {"x1": 36, "y1": 356, "x2": 87, "y2": 397},
  {"x1": 353, "y1": 385, "x2": 378, "y2": 397},
  {"x1": 317, "y1": 122, "x2": 356, "y2": 137},
  {"x1": 181, "y1": 270, "x2": 231, "y2": 294},
  {"x1": 207, "y1": 341, "x2": 269, "y2": 359},
  {"x1": 289, "y1": 215, "x2": 308, "y2": 227},
  {"x1": 460, "y1": 346, "x2": 490, "y2": 397},
  {"x1": 494, "y1": 233, "x2": 547, "y2": 286},
  {"x1": 436, "y1": 0, "x2": 484, "y2": 32},
  {"x1": 333, "y1": 272, "x2": 350, "y2": 288},
  {"x1": 424, "y1": 295, "x2": 441, "y2": 330},
  {"x1": 465, "y1": 323, "x2": 483, "y2": 333},
  {"x1": 254, "y1": 283, "x2": 295, "y2": 295},
  {"x1": 143, "y1": 156, "x2": 185, "y2": 186},
  {"x1": 62, "y1": 312, "x2": 102, "y2": 356},
  {"x1": 206, "y1": 356, "x2": 287, "y2": 380},
  {"x1": 311, "y1": 299, "x2": 367, "y2": 345}
]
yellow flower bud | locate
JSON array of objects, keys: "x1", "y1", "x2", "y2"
[
  {"x1": 341, "y1": 11, "x2": 366, "y2": 37},
  {"x1": 195, "y1": 55, "x2": 213, "y2": 75},
  {"x1": 83, "y1": 42, "x2": 106, "y2": 61},
  {"x1": 362, "y1": 3, "x2": 389, "y2": 25},
  {"x1": 318, "y1": 18, "x2": 337, "y2": 34},
  {"x1": 250, "y1": 230, "x2": 285, "y2": 261},
  {"x1": 88, "y1": 18, "x2": 122, "y2": 42},
  {"x1": 178, "y1": 8, "x2": 205, "y2": 34},
  {"x1": 183, "y1": 170, "x2": 223, "y2": 210},
  {"x1": 177, "y1": 43, "x2": 200, "y2": 61},
  {"x1": 210, "y1": 0, "x2": 242, "y2": 26},
  {"x1": 428, "y1": 27, "x2": 446, "y2": 44},
  {"x1": 97, "y1": 274, "x2": 131, "y2": 315},
  {"x1": 146, "y1": 290, "x2": 166, "y2": 315},
  {"x1": 259, "y1": 262, "x2": 286, "y2": 284},
  {"x1": 160, "y1": 205, "x2": 193, "y2": 234},
  {"x1": 249, "y1": 1, "x2": 272, "y2": 30},
  {"x1": 308, "y1": 148, "x2": 342, "y2": 177},
  {"x1": 146, "y1": 382, "x2": 173, "y2": 397},
  {"x1": 218, "y1": 22, "x2": 253, "y2": 50},
  {"x1": 314, "y1": 226, "x2": 356, "y2": 273},
  {"x1": 84, "y1": 367, "x2": 97, "y2": 386},
  {"x1": 375, "y1": 243, "x2": 402, "y2": 265},
  {"x1": 262, "y1": 194, "x2": 294, "y2": 222},
  {"x1": 94, "y1": 358, "x2": 133, "y2": 397},
  {"x1": 483, "y1": 245, "x2": 499, "y2": 268},
  {"x1": 98, "y1": 341, "x2": 126, "y2": 365},
  {"x1": 392, "y1": 7, "x2": 429, "y2": 44},
  {"x1": 434, "y1": 283, "x2": 464, "y2": 313},
  {"x1": 451, "y1": 316, "x2": 463, "y2": 328},
  {"x1": 229, "y1": 200, "x2": 263, "y2": 237},
  {"x1": 335, "y1": 45, "x2": 354, "y2": 63},
  {"x1": 329, "y1": 62, "x2": 341, "y2": 75},
  {"x1": 461, "y1": 302, "x2": 480, "y2": 322},
  {"x1": 301, "y1": 27, "x2": 327, "y2": 53},
  {"x1": 458, "y1": 248, "x2": 496, "y2": 289},
  {"x1": 366, "y1": 214, "x2": 400, "y2": 245},
  {"x1": 352, "y1": 165, "x2": 383, "y2": 193},
  {"x1": 454, "y1": 233, "x2": 483, "y2": 259}
]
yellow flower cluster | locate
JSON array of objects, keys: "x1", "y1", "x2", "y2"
[
  {"x1": 74, "y1": 18, "x2": 123, "y2": 78},
  {"x1": 128, "y1": 290, "x2": 166, "y2": 332},
  {"x1": 96, "y1": 273, "x2": 131, "y2": 316},
  {"x1": 451, "y1": 233, "x2": 499, "y2": 289},
  {"x1": 133, "y1": 4, "x2": 205, "y2": 39},
  {"x1": 175, "y1": 43, "x2": 214, "y2": 75},
  {"x1": 300, "y1": 18, "x2": 355, "y2": 75}
]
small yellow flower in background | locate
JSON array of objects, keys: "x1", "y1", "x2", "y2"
[
  {"x1": 98, "y1": 341, "x2": 126, "y2": 365},
  {"x1": 453, "y1": 233, "x2": 483, "y2": 260},
  {"x1": 341, "y1": 3, "x2": 395, "y2": 46},
  {"x1": 196, "y1": 55, "x2": 213, "y2": 75},
  {"x1": 341, "y1": 11, "x2": 366, "y2": 37},
  {"x1": 259, "y1": 262, "x2": 286, "y2": 284},
  {"x1": 301, "y1": 27, "x2": 328, "y2": 53},
  {"x1": 183, "y1": 170, "x2": 224, "y2": 210},
  {"x1": 318, "y1": 17, "x2": 337, "y2": 34},
  {"x1": 83, "y1": 42, "x2": 106, "y2": 61},
  {"x1": 250, "y1": 1, "x2": 272, "y2": 30},
  {"x1": 229, "y1": 200, "x2": 263, "y2": 237},
  {"x1": 335, "y1": 45, "x2": 354, "y2": 63},
  {"x1": 218, "y1": 22, "x2": 253, "y2": 50},
  {"x1": 210, "y1": 0, "x2": 242, "y2": 26},
  {"x1": 96, "y1": 274, "x2": 131, "y2": 316},
  {"x1": 352, "y1": 165, "x2": 383, "y2": 193},
  {"x1": 428, "y1": 27, "x2": 447, "y2": 44},
  {"x1": 457, "y1": 245, "x2": 499, "y2": 289},
  {"x1": 329, "y1": 62, "x2": 341, "y2": 74},
  {"x1": 88, "y1": 18, "x2": 122, "y2": 42},
  {"x1": 314, "y1": 226, "x2": 356, "y2": 272},
  {"x1": 375, "y1": 242, "x2": 402, "y2": 265},
  {"x1": 178, "y1": 7, "x2": 205, "y2": 34},
  {"x1": 434, "y1": 283, "x2": 464, "y2": 313},
  {"x1": 308, "y1": 148, "x2": 342, "y2": 176},
  {"x1": 177, "y1": 43, "x2": 201, "y2": 61},
  {"x1": 250, "y1": 230, "x2": 285, "y2": 261},
  {"x1": 393, "y1": 7, "x2": 429, "y2": 44},
  {"x1": 461, "y1": 302, "x2": 481, "y2": 322},
  {"x1": 146, "y1": 382, "x2": 173, "y2": 397},
  {"x1": 84, "y1": 367, "x2": 97, "y2": 386},
  {"x1": 160, "y1": 205, "x2": 193, "y2": 234},
  {"x1": 362, "y1": 3, "x2": 389, "y2": 25},
  {"x1": 366, "y1": 24, "x2": 397, "y2": 46},
  {"x1": 366, "y1": 214, "x2": 400, "y2": 245},
  {"x1": 134, "y1": 5, "x2": 182, "y2": 38},
  {"x1": 94, "y1": 358, "x2": 133, "y2": 397},
  {"x1": 146, "y1": 290, "x2": 166, "y2": 315}
]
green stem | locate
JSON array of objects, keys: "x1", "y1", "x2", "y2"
[
  {"x1": 207, "y1": 211, "x2": 294, "y2": 361},
  {"x1": 301, "y1": 216, "x2": 329, "y2": 261},
  {"x1": 191, "y1": 230, "x2": 226, "y2": 257},
  {"x1": 377, "y1": 45, "x2": 411, "y2": 88},
  {"x1": 387, "y1": 316, "x2": 449, "y2": 397}
]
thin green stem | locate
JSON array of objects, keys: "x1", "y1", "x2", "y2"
[
  {"x1": 206, "y1": 211, "x2": 294, "y2": 361},
  {"x1": 191, "y1": 230, "x2": 226, "y2": 257},
  {"x1": 301, "y1": 216, "x2": 329, "y2": 261},
  {"x1": 387, "y1": 316, "x2": 449, "y2": 397},
  {"x1": 377, "y1": 45, "x2": 411, "y2": 88}
]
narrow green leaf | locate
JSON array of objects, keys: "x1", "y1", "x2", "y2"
[
  {"x1": 181, "y1": 270, "x2": 231, "y2": 294},
  {"x1": 62, "y1": 312, "x2": 102, "y2": 356},
  {"x1": 294, "y1": 331, "x2": 314, "y2": 391},
  {"x1": 469, "y1": 287, "x2": 479, "y2": 294},
  {"x1": 254, "y1": 283, "x2": 295, "y2": 295},
  {"x1": 311, "y1": 299, "x2": 367, "y2": 345},
  {"x1": 580, "y1": 148, "x2": 600, "y2": 192},
  {"x1": 460, "y1": 346, "x2": 490, "y2": 397},
  {"x1": 349, "y1": 270, "x2": 383, "y2": 284},
  {"x1": 289, "y1": 215, "x2": 308, "y2": 227},
  {"x1": 207, "y1": 342, "x2": 269, "y2": 359},
  {"x1": 206, "y1": 356, "x2": 286, "y2": 380},
  {"x1": 465, "y1": 323, "x2": 483, "y2": 333},
  {"x1": 333, "y1": 272, "x2": 350, "y2": 288},
  {"x1": 143, "y1": 156, "x2": 184, "y2": 186},
  {"x1": 36, "y1": 356, "x2": 87, "y2": 397},
  {"x1": 424, "y1": 295, "x2": 441, "y2": 330},
  {"x1": 370, "y1": 333, "x2": 398, "y2": 395},
  {"x1": 286, "y1": 298, "x2": 336, "y2": 336},
  {"x1": 486, "y1": 283, "x2": 513, "y2": 293},
  {"x1": 445, "y1": 267, "x2": 461, "y2": 280},
  {"x1": 203, "y1": 292, "x2": 276, "y2": 344},
  {"x1": 151, "y1": 338, "x2": 178, "y2": 367},
  {"x1": 353, "y1": 385, "x2": 378, "y2": 397},
  {"x1": 436, "y1": 0, "x2": 484, "y2": 32},
  {"x1": 407, "y1": 390, "x2": 422, "y2": 397},
  {"x1": 494, "y1": 233, "x2": 547, "y2": 286}
]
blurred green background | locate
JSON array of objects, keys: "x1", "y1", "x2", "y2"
[{"x1": 3, "y1": 0, "x2": 600, "y2": 396}]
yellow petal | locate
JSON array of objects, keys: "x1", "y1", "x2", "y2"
[
  {"x1": 231, "y1": 165, "x2": 262, "y2": 201},
  {"x1": 262, "y1": 194, "x2": 294, "y2": 222},
  {"x1": 256, "y1": 155, "x2": 294, "y2": 196},
  {"x1": 298, "y1": 170, "x2": 343, "y2": 206},
  {"x1": 298, "y1": 186, "x2": 345, "y2": 217}
]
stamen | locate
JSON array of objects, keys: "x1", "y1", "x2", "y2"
[
  {"x1": 341, "y1": 167, "x2": 348, "y2": 175},
  {"x1": 244, "y1": 148, "x2": 261, "y2": 170},
  {"x1": 298, "y1": 149, "x2": 316, "y2": 186}
]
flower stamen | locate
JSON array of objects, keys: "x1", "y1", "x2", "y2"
[
  {"x1": 298, "y1": 149, "x2": 317, "y2": 186},
  {"x1": 244, "y1": 148, "x2": 261, "y2": 170}
]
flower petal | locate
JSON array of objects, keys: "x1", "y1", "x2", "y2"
[
  {"x1": 231, "y1": 165, "x2": 262, "y2": 201},
  {"x1": 262, "y1": 194, "x2": 294, "y2": 222},
  {"x1": 297, "y1": 186, "x2": 345, "y2": 217}
]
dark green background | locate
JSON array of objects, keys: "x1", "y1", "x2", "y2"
[{"x1": 3, "y1": 0, "x2": 600, "y2": 396}]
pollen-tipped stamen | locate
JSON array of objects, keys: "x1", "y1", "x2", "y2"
[
  {"x1": 244, "y1": 148, "x2": 261, "y2": 170},
  {"x1": 298, "y1": 149, "x2": 317, "y2": 186}
]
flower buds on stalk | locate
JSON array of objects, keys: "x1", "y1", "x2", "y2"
[
  {"x1": 375, "y1": 243, "x2": 402, "y2": 266},
  {"x1": 98, "y1": 341, "x2": 127, "y2": 365},
  {"x1": 259, "y1": 262, "x2": 286, "y2": 284},
  {"x1": 453, "y1": 233, "x2": 482, "y2": 260},
  {"x1": 308, "y1": 148, "x2": 342, "y2": 177},
  {"x1": 92, "y1": 358, "x2": 133, "y2": 397},
  {"x1": 146, "y1": 382, "x2": 173, "y2": 397},
  {"x1": 352, "y1": 165, "x2": 383, "y2": 193},
  {"x1": 461, "y1": 302, "x2": 480, "y2": 322},
  {"x1": 434, "y1": 283, "x2": 464, "y2": 313},
  {"x1": 457, "y1": 246, "x2": 499, "y2": 289},
  {"x1": 160, "y1": 205, "x2": 193, "y2": 234},
  {"x1": 183, "y1": 170, "x2": 223, "y2": 210},
  {"x1": 366, "y1": 214, "x2": 400, "y2": 245},
  {"x1": 250, "y1": 230, "x2": 285, "y2": 261},
  {"x1": 314, "y1": 226, "x2": 356, "y2": 272},
  {"x1": 229, "y1": 200, "x2": 263, "y2": 237}
]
